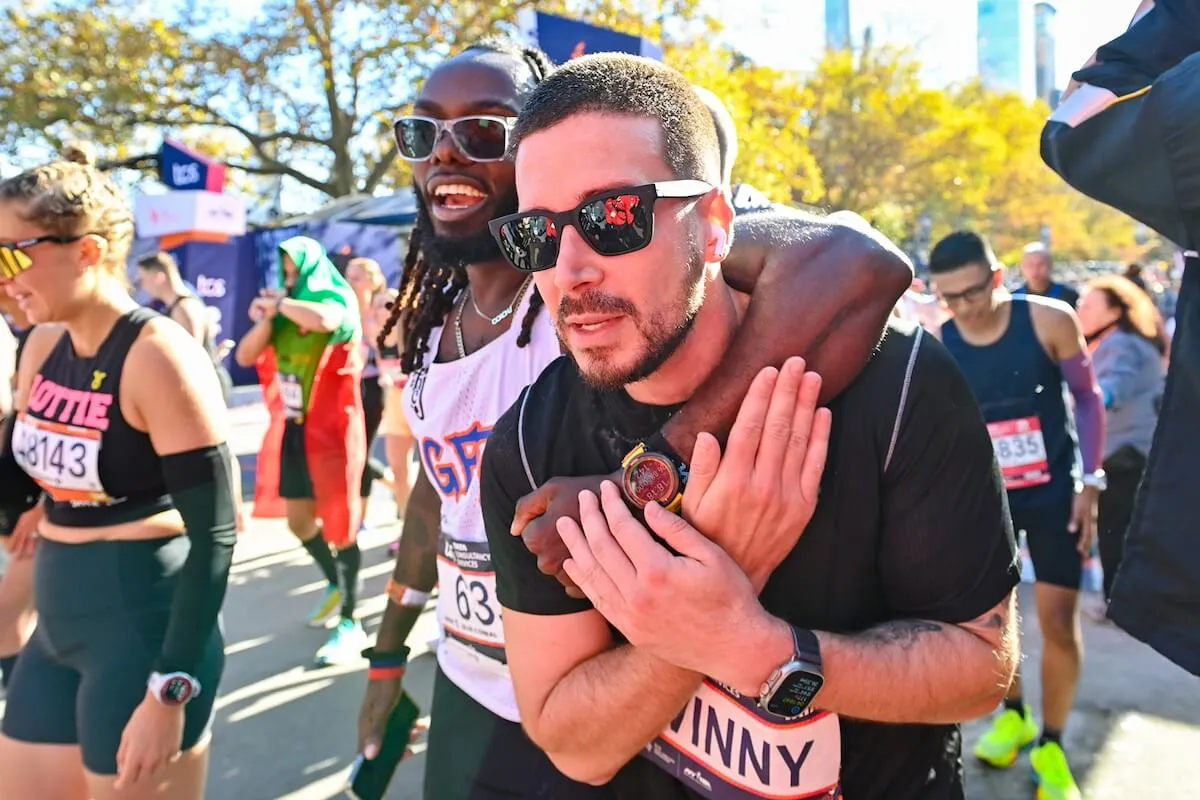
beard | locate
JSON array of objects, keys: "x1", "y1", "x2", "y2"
[
  {"x1": 412, "y1": 182, "x2": 519, "y2": 269},
  {"x1": 560, "y1": 239, "x2": 707, "y2": 391}
]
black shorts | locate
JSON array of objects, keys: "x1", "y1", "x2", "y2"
[
  {"x1": 424, "y1": 667, "x2": 613, "y2": 800},
  {"x1": 1012, "y1": 495, "x2": 1082, "y2": 590},
  {"x1": 280, "y1": 420, "x2": 314, "y2": 500},
  {"x1": 1, "y1": 536, "x2": 224, "y2": 775}
]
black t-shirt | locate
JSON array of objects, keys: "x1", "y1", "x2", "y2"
[{"x1": 481, "y1": 323, "x2": 1018, "y2": 800}]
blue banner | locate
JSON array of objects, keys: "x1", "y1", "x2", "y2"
[
  {"x1": 518, "y1": 10, "x2": 663, "y2": 65},
  {"x1": 159, "y1": 139, "x2": 228, "y2": 192}
]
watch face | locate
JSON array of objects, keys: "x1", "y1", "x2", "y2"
[
  {"x1": 766, "y1": 670, "x2": 824, "y2": 718},
  {"x1": 623, "y1": 453, "x2": 680, "y2": 509},
  {"x1": 161, "y1": 675, "x2": 195, "y2": 705}
]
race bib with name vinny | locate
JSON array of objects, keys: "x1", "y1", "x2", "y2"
[
  {"x1": 12, "y1": 414, "x2": 109, "y2": 505},
  {"x1": 987, "y1": 416, "x2": 1051, "y2": 490},
  {"x1": 642, "y1": 680, "x2": 842, "y2": 799},
  {"x1": 437, "y1": 534, "x2": 506, "y2": 666},
  {"x1": 279, "y1": 374, "x2": 304, "y2": 419}
]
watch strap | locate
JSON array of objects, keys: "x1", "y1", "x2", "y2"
[{"x1": 790, "y1": 627, "x2": 823, "y2": 667}]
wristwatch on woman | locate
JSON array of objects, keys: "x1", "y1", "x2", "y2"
[{"x1": 148, "y1": 671, "x2": 201, "y2": 707}]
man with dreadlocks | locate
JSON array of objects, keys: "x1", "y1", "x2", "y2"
[{"x1": 357, "y1": 37, "x2": 912, "y2": 800}]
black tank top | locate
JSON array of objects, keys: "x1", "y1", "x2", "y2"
[
  {"x1": 942, "y1": 298, "x2": 1078, "y2": 507},
  {"x1": 13, "y1": 308, "x2": 173, "y2": 527}
]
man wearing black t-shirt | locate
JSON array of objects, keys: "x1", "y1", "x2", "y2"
[{"x1": 481, "y1": 54, "x2": 1019, "y2": 800}]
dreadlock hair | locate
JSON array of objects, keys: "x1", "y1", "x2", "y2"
[{"x1": 377, "y1": 36, "x2": 554, "y2": 371}]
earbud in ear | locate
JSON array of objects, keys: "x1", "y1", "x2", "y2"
[{"x1": 712, "y1": 229, "x2": 727, "y2": 259}]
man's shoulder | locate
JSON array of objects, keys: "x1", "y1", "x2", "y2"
[{"x1": 487, "y1": 355, "x2": 579, "y2": 473}]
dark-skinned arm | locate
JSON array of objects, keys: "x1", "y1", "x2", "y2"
[
  {"x1": 662, "y1": 209, "x2": 912, "y2": 451},
  {"x1": 511, "y1": 211, "x2": 912, "y2": 596},
  {"x1": 357, "y1": 465, "x2": 440, "y2": 758}
]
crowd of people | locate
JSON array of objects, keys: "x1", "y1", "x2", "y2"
[{"x1": 0, "y1": 11, "x2": 1192, "y2": 800}]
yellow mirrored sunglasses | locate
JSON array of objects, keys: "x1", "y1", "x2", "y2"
[{"x1": 0, "y1": 235, "x2": 87, "y2": 280}]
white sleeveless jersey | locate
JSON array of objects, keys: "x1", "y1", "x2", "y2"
[{"x1": 402, "y1": 288, "x2": 558, "y2": 722}]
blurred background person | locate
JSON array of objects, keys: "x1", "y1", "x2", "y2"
[
  {"x1": 1076, "y1": 274, "x2": 1165, "y2": 612},
  {"x1": 344, "y1": 257, "x2": 392, "y2": 528},
  {"x1": 1014, "y1": 242, "x2": 1081, "y2": 308}
]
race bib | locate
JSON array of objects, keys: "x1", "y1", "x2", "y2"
[
  {"x1": 12, "y1": 414, "x2": 109, "y2": 504},
  {"x1": 643, "y1": 680, "x2": 842, "y2": 799},
  {"x1": 279, "y1": 374, "x2": 304, "y2": 418},
  {"x1": 436, "y1": 534, "x2": 506, "y2": 665},
  {"x1": 987, "y1": 416, "x2": 1052, "y2": 490}
]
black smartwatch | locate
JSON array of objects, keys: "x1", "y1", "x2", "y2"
[{"x1": 758, "y1": 627, "x2": 824, "y2": 720}]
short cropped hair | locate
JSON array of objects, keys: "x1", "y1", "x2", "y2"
[
  {"x1": 693, "y1": 86, "x2": 737, "y2": 185},
  {"x1": 928, "y1": 230, "x2": 1001, "y2": 274},
  {"x1": 137, "y1": 251, "x2": 181, "y2": 279},
  {"x1": 511, "y1": 53, "x2": 720, "y2": 184}
]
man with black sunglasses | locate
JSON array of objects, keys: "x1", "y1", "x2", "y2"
[
  {"x1": 928, "y1": 231, "x2": 1104, "y2": 800},
  {"x1": 361, "y1": 38, "x2": 913, "y2": 800},
  {"x1": 480, "y1": 53, "x2": 1019, "y2": 800}
]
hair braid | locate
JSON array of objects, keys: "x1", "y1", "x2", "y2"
[{"x1": 516, "y1": 288, "x2": 544, "y2": 347}]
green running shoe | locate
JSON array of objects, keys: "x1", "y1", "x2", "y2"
[
  {"x1": 306, "y1": 584, "x2": 343, "y2": 628},
  {"x1": 315, "y1": 618, "x2": 368, "y2": 667},
  {"x1": 1031, "y1": 741, "x2": 1082, "y2": 800},
  {"x1": 973, "y1": 706, "x2": 1038, "y2": 768}
]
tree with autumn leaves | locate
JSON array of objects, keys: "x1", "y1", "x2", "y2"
[{"x1": 1, "y1": 0, "x2": 1149, "y2": 261}]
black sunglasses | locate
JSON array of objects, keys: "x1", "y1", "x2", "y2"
[
  {"x1": 0, "y1": 235, "x2": 87, "y2": 280},
  {"x1": 393, "y1": 115, "x2": 516, "y2": 163},
  {"x1": 488, "y1": 180, "x2": 713, "y2": 273}
]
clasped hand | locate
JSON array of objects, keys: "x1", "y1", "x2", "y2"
[{"x1": 556, "y1": 359, "x2": 832, "y2": 683}]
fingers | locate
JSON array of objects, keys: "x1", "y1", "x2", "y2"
[
  {"x1": 643, "y1": 501, "x2": 719, "y2": 564},
  {"x1": 797, "y1": 407, "x2": 832, "y2": 507},
  {"x1": 721, "y1": 367, "x2": 779, "y2": 476},
  {"x1": 597, "y1": 481, "x2": 671, "y2": 571},
  {"x1": 557, "y1": 505, "x2": 622, "y2": 609},
  {"x1": 753, "y1": 357, "x2": 807, "y2": 481},
  {"x1": 780, "y1": 371, "x2": 823, "y2": 485},
  {"x1": 579, "y1": 487, "x2": 637, "y2": 588},
  {"x1": 682, "y1": 432, "x2": 721, "y2": 512},
  {"x1": 511, "y1": 487, "x2": 552, "y2": 536}
]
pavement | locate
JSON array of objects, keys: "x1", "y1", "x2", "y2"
[{"x1": 7, "y1": 393, "x2": 1200, "y2": 798}]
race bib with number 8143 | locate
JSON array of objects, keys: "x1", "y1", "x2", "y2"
[
  {"x1": 12, "y1": 413, "x2": 109, "y2": 504},
  {"x1": 987, "y1": 416, "x2": 1051, "y2": 490},
  {"x1": 436, "y1": 533, "x2": 506, "y2": 666}
]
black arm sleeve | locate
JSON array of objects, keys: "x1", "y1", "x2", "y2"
[
  {"x1": 155, "y1": 443, "x2": 237, "y2": 674},
  {"x1": 878, "y1": 337, "x2": 1019, "y2": 624},
  {"x1": 482, "y1": 391, "x2": 593, "y2": 617},
  {"x1": 0, "y1": 413, "x2": 42, "y2": 518}
]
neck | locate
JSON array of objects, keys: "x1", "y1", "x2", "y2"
[
  {"x1": 465, "y1": 258, "x2": 528, "y2": 313},
  {"x1": 626, "y1": 271, "x2": 742, "y2": 406},
  {"x1": 162, "y1": 281, "x2": 188, "y2": 305},
  {"x1": 1028, "y1": 278, "x2": 1051, "y2": 294},
  {"x1": 64, "y1": 286, "x2": 138, "y2": 358}
]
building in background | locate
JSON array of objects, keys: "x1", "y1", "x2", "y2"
[
  {"x1": 978, "y1": 0, "x2": 1036, "y2": 98},
  {"x1": 825, "y1": 0, "x2": 852, "y2": 51},
  {"x1": 1034, "y1": 2, "x2": 1060, "y2": 106}
]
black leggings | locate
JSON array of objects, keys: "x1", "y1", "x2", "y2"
[
  {"x1": 1, "y1": 536, "x2": 224, "y2": 775},
  {"x1": 1098, "y1": 447, "x2": 1149, "y2": 601},
  {"x1": 360, "y1": 378, "x2": 384, "y2": 499}
]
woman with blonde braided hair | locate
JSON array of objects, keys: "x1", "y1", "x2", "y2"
[{"x1": 0, "y1": 160, "x2": 234, "y2": 799}]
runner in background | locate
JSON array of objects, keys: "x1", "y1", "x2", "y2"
[
  {"x1": 235, "y1": 236, "x2": 368, "y2": 666},
  {"x1": 1075, "y1": 275, "x2": 1164, "y2": 609},
  {"x1": 366, "y1": 286, "x2": 416, "y2": 556},
  {"x1": 344, "y1": 257, "x2": 392, "y2": 524},
  {"x1": 136, "y1": 252, "x2": 233, "y2": 405},
  {"x1": 929, "y1": 230, "x2": 1105, "y2": 800},
  {"x1": 1013, "y1": 242, "x2": 1081, "y2": 309},
  {"x1": 0, "y1": 289, "x2": 37, "y2": 692}
]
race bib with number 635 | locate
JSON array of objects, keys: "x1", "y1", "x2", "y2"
[{"x1": 436, "y1": 533, "x2": 506, "y2": 667}]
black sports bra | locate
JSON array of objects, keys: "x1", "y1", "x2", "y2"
[{"x1": 12, "y1": 308, "x2": 173, "y2": 527}]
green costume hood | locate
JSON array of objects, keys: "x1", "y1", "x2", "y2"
[{"x1": 276, "y1": 235, "x2": 359, "y2": 343}]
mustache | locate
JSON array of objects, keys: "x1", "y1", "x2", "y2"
[{"x1": 558, "y1": 291, "x2": 638, "y2": 322}]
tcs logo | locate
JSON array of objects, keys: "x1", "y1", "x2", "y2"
[{"x1": 421, "y1": 423, "x2": 492, "y2": 499}]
